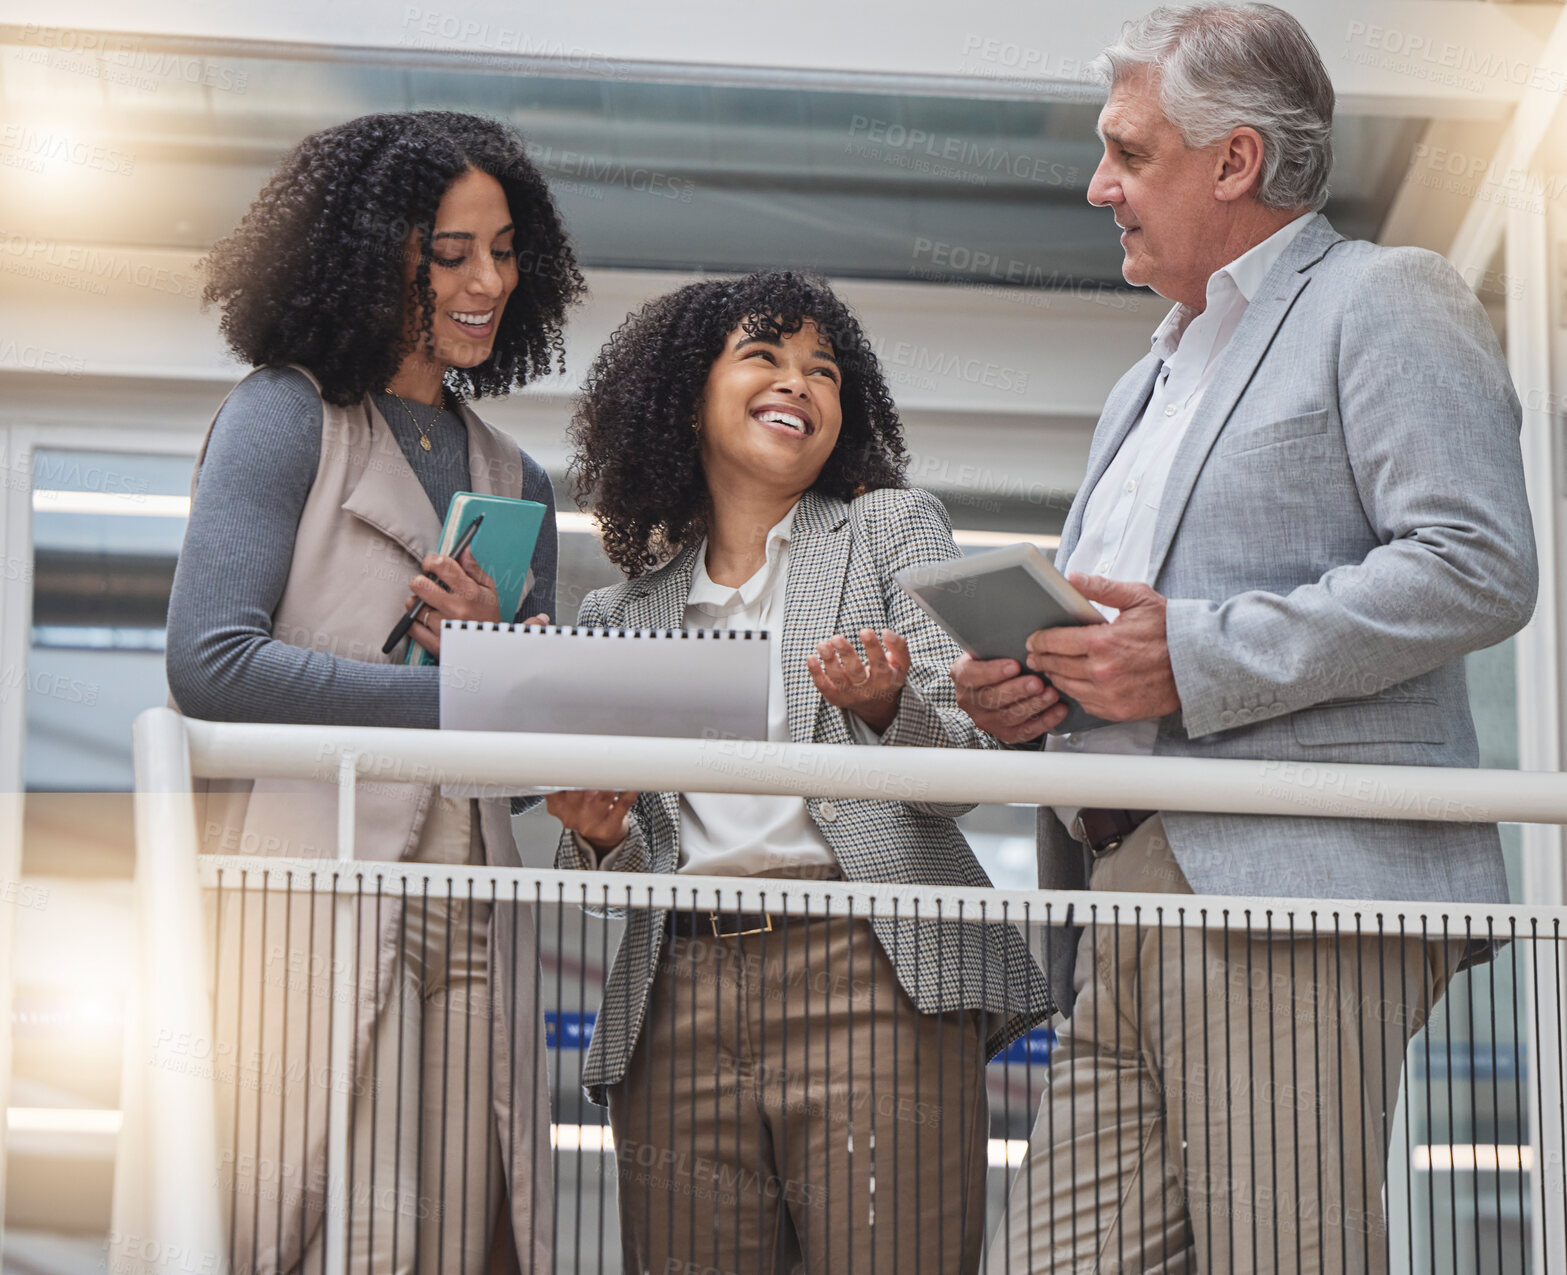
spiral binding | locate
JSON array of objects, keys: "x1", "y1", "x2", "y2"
[{"x1": 452, "y1": 622, "x2": 767, "y2": 640}]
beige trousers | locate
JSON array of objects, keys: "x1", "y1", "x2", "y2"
[
  {"x1": 987, "y1": 817, "x2": 1458, "y2": 1274},
  {"x1": 330, "y1": 797, "x2": 501, "y2": 1275},
  {"x1": 219, "y1": 796, "x2": 503, "y2": 1275},
  {"x1": 608, "y1": 914, "x2": 990, "y2": 1275}
]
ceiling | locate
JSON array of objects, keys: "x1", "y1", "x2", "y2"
[{"x1": 1, "y1": 48, "x2": 1431, "y2": 288}]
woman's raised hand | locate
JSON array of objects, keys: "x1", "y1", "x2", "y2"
[
  {"x1": 808, "y1": 628, "x2": 910, "y2": 734},
  {"x1": 407, "y1": 546, "x2": 502, "y2": 658},
  {"x1": 546, "y1": 790, "x2": 638, "y2": 854}
]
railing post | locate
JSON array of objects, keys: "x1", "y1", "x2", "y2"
[
  {"x1": 113, "y1": 708, "x2": 227, "y2": 1275},
  {"x1": 323, "y1": 750, "x2": 358, "y2": 1275},
  {"x1": 1507, "y1": 186, "x2": 1567, "y2": 1275}
]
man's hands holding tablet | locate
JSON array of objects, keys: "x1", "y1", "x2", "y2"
[
  {"x1": 952, "y1": 573, "x2": 1181, "y2": 743},
  {"x1": 951, "y1": 657, "x2": 1067, "y2": 743}
]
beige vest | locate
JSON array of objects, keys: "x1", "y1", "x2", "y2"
[
  {"x1": 177, "y1": 366, "x2": 552, "y2": 1273},
  {"x1": 186, "y1": 364, "x2": 526, "y2": 869}
]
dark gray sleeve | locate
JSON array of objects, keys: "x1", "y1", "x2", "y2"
[
  {"x1": 515, "y1": 457, "x2": 558, "y2": 624},
  {"x1": 508, "y1": 455, "x2": 561, "y2": 815},
  {"x1": 165, "y1": 366, "x2": 442, "y2": 728}
]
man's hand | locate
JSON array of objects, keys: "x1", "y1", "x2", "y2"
[
  {"x1": 951, "y1": 655, "x2": 1067, "y2": 744},
  {"x1": 1027, "y1": 574, "x2": 1180, "y2": 722}
]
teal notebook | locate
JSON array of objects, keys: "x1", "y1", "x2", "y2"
[{"x1": 406, "y1": 491, "x2": 547, "y2": 666}]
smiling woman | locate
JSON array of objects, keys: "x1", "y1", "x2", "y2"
[
  {"x1": 199, "y1": 109, "x2": 583, "y2": 405},
  {"x1": 162, "y1": 110, "x2": 585, "y2": 1275},
  {"x1": 568, "y1": 271, "x2": 906, "y2": 577},
  {"x1": 551, "y1": 270, "x2": 1051, "y2": 1275}
]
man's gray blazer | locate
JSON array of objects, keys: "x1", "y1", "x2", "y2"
[{"x1": 1039, "y1": 213, "x2": 1538, "y2": 915}]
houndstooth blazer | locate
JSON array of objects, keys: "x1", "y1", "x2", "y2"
[{"x1": 557, "y1": 486, "x2": 1053, "y2": 1104}]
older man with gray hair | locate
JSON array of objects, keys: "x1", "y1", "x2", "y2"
[{"x1": 954, "y1": 3, "x2": 1537, "y2": 1271}]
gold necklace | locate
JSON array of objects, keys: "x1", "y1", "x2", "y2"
[{"x1": 387, "y1": 390, "x2": 437, "y2": 452}]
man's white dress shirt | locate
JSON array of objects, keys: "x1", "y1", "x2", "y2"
[{"x1": 1049, "y1": 214, "x2": 1312, "y2": 831}]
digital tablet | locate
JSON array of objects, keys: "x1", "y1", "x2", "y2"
[{"x1": 895, "y1": 542, "x2": 1110, "y2": 735}]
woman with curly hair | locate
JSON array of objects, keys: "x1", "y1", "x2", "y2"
[
  {"x1": 164, "y1": 110, "x2": 583, "y2": 1275},
  {"x1": 547, "y1": 271, "x2": 1050, "y2": 1274}
]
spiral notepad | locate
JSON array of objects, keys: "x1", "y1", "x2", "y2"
[{"x1": 438, "y1": 623, "x2": 770, "y2": 740}]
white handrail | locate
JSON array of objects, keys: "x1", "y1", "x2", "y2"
[
  {"x1": 171, "y1": 713, "x2": 1567, "y2": 826},
  {"x1": 111, "y1": 709, "x2": 229, "y2": 1275},
  {"x1": 120, "y1": 708, "x2": 1567, "y2": 1275}
]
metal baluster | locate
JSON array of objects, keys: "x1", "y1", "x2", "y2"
[
  {"x1": 891, "y1": 894, "x2": 902, "y2": 1275},
  {"x1": 250, "y1": 869, "x2": 271, "y2": 1270},
  {"x1": 572, "y1": 880, "x2": 587, "y2": 1275},
  {"x1": 549, "y1": 880, "x2": 564, "y2": 1275},
  {"x1": 1465, "y1": 915, "x2": 1482, "y2": 1275},
  {"x1": 1444, "y1": 916, "x2": 1459, "y2": 1273},
  {"x1": 323, "y1": 751, "x2": 358, "y2": 1275},
  {"x1": 391, "y1": 877, "x2": 409, "y2": 1275},
  {"x1": 303, "y1": 874, "x2": 319, "y2": 1275},
  {"x1": 1264, "y1": 910, "x2": 1278, "y2": 1275},
  {"x1": 935, "y1": 897, "x2": 946, "y2": 1274},
  {"x1": 483, "y1": 877, "x2": 496, "y2": 1275},
  {"x1": 596, "y1": 884, "x2": 610, "y2": 1275},
  {"x1": 1486, "y1": 917, "x2": 1505, "y2": 1275},
  {"x1": 363, "y1": 876, "x2": 380, "y2": 1275},
  {"x1": 868, "y1": 893, "x2": 880, "y2": 1267}
]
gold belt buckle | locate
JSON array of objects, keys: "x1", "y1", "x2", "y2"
[
  {"x1": 709, "y1": 911, "x2": 774, "y2": 938},
  {"x1": 1070, "y1": 813, "x2": 1125, "y2": 859}
]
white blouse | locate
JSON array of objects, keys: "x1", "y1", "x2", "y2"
[
  {"x1": 676, "y1": 502, "x2": 845, "y2": 878},
  {"x1": 580, "y1": 500, "x2": 877, "y2": 877}
]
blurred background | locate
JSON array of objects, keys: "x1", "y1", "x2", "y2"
[{"x1": 1, "y1": 0, "x2": 1565, "y2": 1270}]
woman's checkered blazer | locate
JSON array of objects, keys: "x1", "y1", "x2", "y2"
[{"x1": 556, "y1": 486, "x2": 1054, "y2": 1104}]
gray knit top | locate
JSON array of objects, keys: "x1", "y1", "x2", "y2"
[{"x1": 165, "y1": 366, "x2": 558, "y2": 729}]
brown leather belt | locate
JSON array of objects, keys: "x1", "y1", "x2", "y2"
[
  {"x1": 1070, "y1": 808, "x2": 1157, "y2": 857},
  {"x1": 666, "y1": 910, "x2": 778, "y2": 939}
]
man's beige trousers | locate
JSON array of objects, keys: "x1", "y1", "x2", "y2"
[{"x1": 987, "y1": 817, "x2": 1458, "y2": 1274}]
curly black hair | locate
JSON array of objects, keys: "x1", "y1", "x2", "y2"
[
  {"x1": 569, "y1": 271, "x2": 908, "y2": 576},
  {"x1": 201, "y1": 110, "x2": 586, "y2": 406}
]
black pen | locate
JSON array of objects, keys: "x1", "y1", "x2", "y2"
[{"x1": 382, "y1": 514, "x2": 485, "y2": 655}]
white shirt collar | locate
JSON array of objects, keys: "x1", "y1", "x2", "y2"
[
  {"x1": 686, "y1": 501, "x2": 798, "y2": 617},
  {"x1": 1149, "y1": 212, "x2": 1314, "y2": 360}
]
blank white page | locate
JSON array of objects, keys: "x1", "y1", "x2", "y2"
[{"x1": 439, "y1": 623, "x2": 770, "y2": 740}]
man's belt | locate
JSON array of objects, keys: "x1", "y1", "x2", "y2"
[{"x1": 1070, "y1": 808, "x2": 1157, "y2": 857}]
